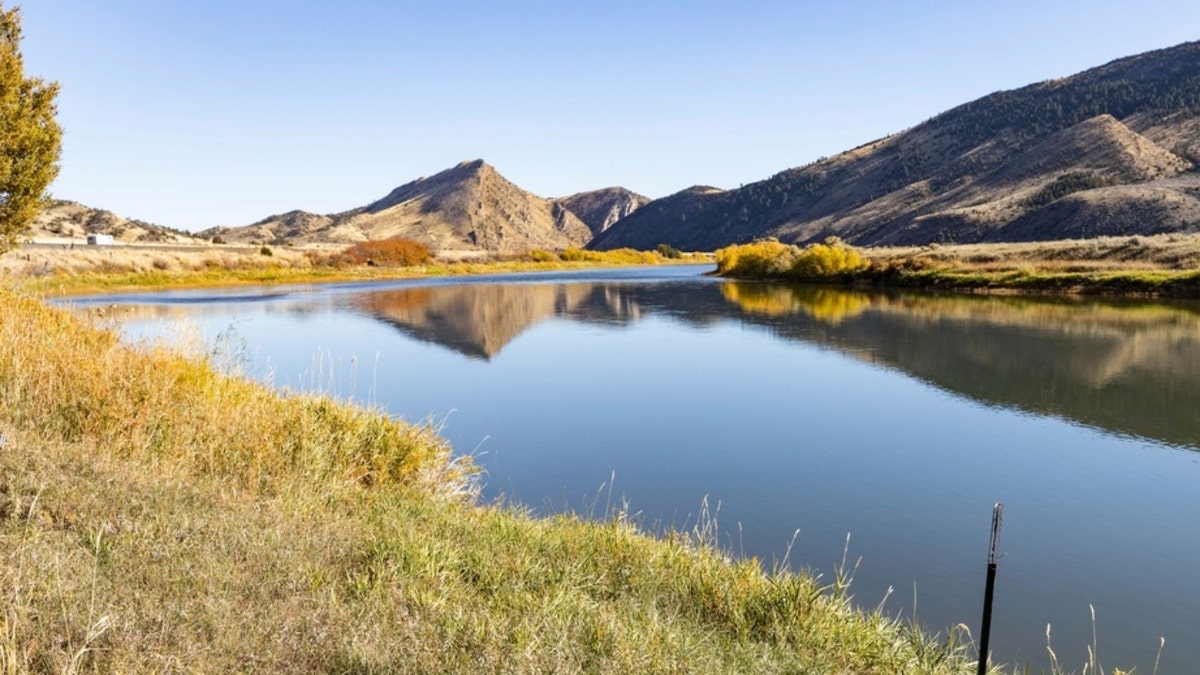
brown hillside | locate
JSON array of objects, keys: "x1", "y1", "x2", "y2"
[
  {"x1": 202, "y1": 210, "x2": 334, "y2": 245},
  {"x1": 27, "y1": 201, "x2": 205, "y2": 244},
  {"x1": 205, "y1": 160, "x2": 594, "y2": 252},
  {"x1": 592, "y1": 40, "x2": 1200, "y2": 250}
]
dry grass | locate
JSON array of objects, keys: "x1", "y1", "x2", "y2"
[
  {"x1": 0, "y1": 288, "x2": 994, "y2": 673},
  {"x1": 0, "y1": 244, "x2": 708, "y2": 296},
  {"x1": 867, "y1": 234, "x2": 1200, "y2": 274}
]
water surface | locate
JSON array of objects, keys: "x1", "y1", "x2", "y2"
[{"x1": 65, "y1": 265, "x2": 1200, "y2": 671}]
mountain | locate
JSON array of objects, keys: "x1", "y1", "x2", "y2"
[
  {"x1": 591, "y1": 40, "x2": 1200, "y2": 251},
  {"x1": 203, "y1": 210, "x2": 333, "y2": 245},
  {"x1": 552, "y1": 187, "x2": 650, "y2": 237},
  {"x1": 203, "y1": 160, "x2": 594, "y2": 252},
  {"x1": 28, "y1": 200, "x2": 205, "y2": 244}
]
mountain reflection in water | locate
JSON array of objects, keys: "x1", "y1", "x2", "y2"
[{"x1": 347, "y1": 279, "x2": 1200, "y2": 451}]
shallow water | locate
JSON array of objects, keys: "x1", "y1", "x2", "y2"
[{"x1": 64, "y1": 265, "x2": 1200, "y2": 671}]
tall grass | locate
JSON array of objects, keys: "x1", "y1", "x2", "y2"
[{"x1": 0, "y1": 288, "x2": 994, "y2": 672}]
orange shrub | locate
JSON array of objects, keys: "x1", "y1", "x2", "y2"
[{"x1": 339, "y1": 238, "x2": 433, "y2": 267}]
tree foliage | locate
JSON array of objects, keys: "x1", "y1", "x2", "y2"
[
  {"x1": 1024, "y1": 171, "x2": 1115, "y2": 209},
  {"x1": 0, "y1": 4, "x2": 61, "y2": 254}
]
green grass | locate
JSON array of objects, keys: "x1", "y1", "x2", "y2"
[{"x1": 0, "y1": 287, "x2": 1001, "y2": 672}]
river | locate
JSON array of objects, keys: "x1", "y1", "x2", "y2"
[{"x1": 62, "y1": 264, "x2": 1200, "y2": 671}]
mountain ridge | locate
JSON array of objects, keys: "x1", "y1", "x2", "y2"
[{"x1": 591, "y1": 40, "x2": 1200, "y2": 250}]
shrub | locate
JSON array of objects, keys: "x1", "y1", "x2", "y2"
[
  {"x1": 715, "y1": 238, "x2": 870, "y2": 281},
  {"x1": 528, "y1": 249, "x2": 559, "y2": 262},
  {"x1": 656, "y1": 243, "x2": 683, "y2": 259},
  {"x1": 560, "y1": 247, "x2": 591, "y2": 262},
  {"x1": 789, "y1": 237, "x2": 870, "y2": 281},
  {"x1": 339, "y1": 238, "x2": 433, "y2": 267},
  {"x1": 714, "y1": 240, "x2": 798, "y2": 278},
  {"x1": 259, "y1": 246, "x2": 273, "y2": 257}
]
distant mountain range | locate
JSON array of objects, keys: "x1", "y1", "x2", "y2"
[{"x1": 30, "y1": 40, "x2": 1200, "y2": 252}]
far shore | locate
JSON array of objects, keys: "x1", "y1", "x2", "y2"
[
  {"x1": 0, "y1": 239, "x2": 712, "y2": 296},
  {"x1": 8, "y1": 233, "x2": 1200, "y2": 299},
  {"x1": 714, "y1": 233, "x2": 1200, "y2": 299}
]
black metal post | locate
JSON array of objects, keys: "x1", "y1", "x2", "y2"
[{"x1": 977, "y1": 502, "x2": 1004, "y2": 675}]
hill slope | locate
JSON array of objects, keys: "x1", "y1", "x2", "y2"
[
  {"x1": 204, "y1": 160, "x2": 594, "y2": 252},
  {"x1": 27, "y1": 200, "x2": 206, "y2": 244},
  {"x1": 592, "y1": 40, "x2": 1200, "y2": 251}
]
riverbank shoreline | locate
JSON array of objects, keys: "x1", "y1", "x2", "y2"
[
  {"x1": 715, "y1": 234, "x2": 1200, "y2": 299},
  {"x1": 0, "y1": 287, "x2": 993, "y2": 672}
]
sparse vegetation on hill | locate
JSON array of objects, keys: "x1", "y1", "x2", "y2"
[{"x1": 1023, "y1": 172, "x2": 1116, "y2": 209}]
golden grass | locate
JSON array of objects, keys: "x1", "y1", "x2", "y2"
[{"x1": 0, "y1": 288, "x2": 995, "y2": 673}]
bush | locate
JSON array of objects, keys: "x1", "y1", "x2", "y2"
[
  {"x1": 656, "y1": 243, "x2": 683, "y2": 259},
  {"x1": 560, "y1": 247, "x2": 591, "y2": 262},
  {"x1": 714, "y1": 240, "x2": 798, "y2": 278},
  {"x1": 528, "y1": 249, "x2": 559, "y2": 262},
  {"x1": 715, "y1": 238, "x2": 870, "y2": 281},
  {"x1": 259, "y1": 246, "x2": 273, "y2": 257},
  {"x1": 339, "y1": 238, "x2": 433, "y2": 267},
  {"x1": 789, "y1": 237, "x2": 869, "y2": 280}
]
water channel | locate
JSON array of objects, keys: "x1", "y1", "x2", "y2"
[{"x1": 62, "y1": 264, "x2": 1200, "y2": 671}]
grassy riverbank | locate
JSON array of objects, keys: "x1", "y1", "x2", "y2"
[
  {"x1": 0, "y1": 288, "x2": 991, "y2": 673},
  {"x1": 1, "y1": 244, "x2": 709, "y2": 296},
  {"x1": 716, "y1": 235, "x2": 1200, "y2": 297}
]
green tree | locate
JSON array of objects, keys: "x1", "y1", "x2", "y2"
[{"x1": 0, "y1": 4, "x2": 61, "y2": 254}]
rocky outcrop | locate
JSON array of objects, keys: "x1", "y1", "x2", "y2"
[{"x1": 554, "y1": 187, "x2": 650, "y2": 237}]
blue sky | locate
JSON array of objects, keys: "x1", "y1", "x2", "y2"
[{"x1": 17, "y1": 1, "x2": 1200, "y2": 231}]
